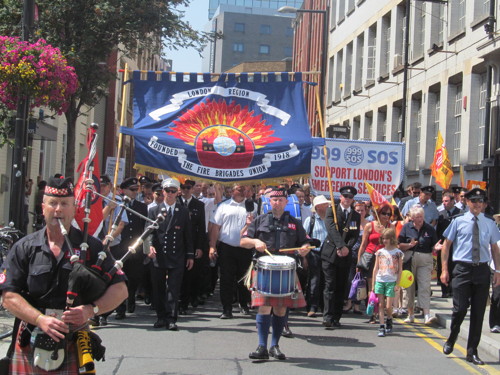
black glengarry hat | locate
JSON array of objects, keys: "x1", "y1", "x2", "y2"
[{"x1": 44, "y1": 177, "x2": 74, "y2": 197}]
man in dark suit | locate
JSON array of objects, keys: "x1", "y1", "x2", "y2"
[
  {"x1": 147, "y1": 178, "x2": 194, "y2": 330},
  {"x1": 321, "y1": 186, "x2": 361, "y2": 328},
  {"x1": 436, "y1": 192, "x2": 462, "y2": 298},
  {"x1": 178, "y1": 179, "x2": 207, "y2": 313},
  {"x1": 114, "y1": 177, "x2": 149, "y2": 319}
]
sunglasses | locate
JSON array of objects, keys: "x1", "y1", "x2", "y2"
[
  {"x1": 380, "y1": 212, "x2": 392, "y2": 216},
  {"x1": 412, "y1": 191, "x2": 421, "y2": 196},
  {"x1": 128, "y1": 187, "x2": 139, "y2": 192},
  {"x1": 342, "y1": 194, "x2": 354, "y2": 199},
  {"x1": 164, "y1": 188, "x2": 178, "y2": 194},
  {"x1": 181, "y1": 185, "x2": 192, "y2": 189}
]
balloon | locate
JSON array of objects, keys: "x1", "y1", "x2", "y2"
[{"x1": 400, "y1": 270, "x2": 414, "y2": 288}]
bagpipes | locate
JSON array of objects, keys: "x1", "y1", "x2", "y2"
[
  {"x1": 58, "y1": 204, "x2": 166, "y2": 309},
  {"x1": 47, "y1": 123, "x2": 167, "y2": 373}
]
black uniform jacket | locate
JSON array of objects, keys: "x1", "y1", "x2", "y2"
[
  {"x1": 1, "y1": 227, "x2": 126, "y2": 310},
  {"x1": 321, "y1": 205, "x2": 361, "y2": 264},
  {"x1": 178, "y1": 196, "x2": 207, "y2": 251},
  {"x1": 436, "y1": 206, "x2": 461, "y2": 239},
  {"x1": 243, "y1": 211, "x2": 309, "y2": 255},
  {"x1": 148, "y1": 202, "x2": 194, "y2": 269},
  {"x1": 121, "y1": 198, "x2": 148, "y2": 253}
]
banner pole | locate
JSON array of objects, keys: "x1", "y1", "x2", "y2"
[
  {"x1": 315, "y1": 83, "x2": 339, "y2": 230},
  {"x1": 108, "y1": 63, "x2": 129, "y2": 234},
  {"x1": 112, "y1": 63, "x2": 129, "y2": 196}
]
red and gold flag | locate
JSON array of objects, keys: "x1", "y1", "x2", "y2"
[
  {"x1": 430, "y1": 130, "x2": 454, "y2": 189},
  {"x1": 364, "y1": 181, "x2": 390, "y2": 211}
]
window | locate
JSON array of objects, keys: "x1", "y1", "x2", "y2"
[
  {"x1": 327, "y1": 56, "x2": 334, "y2": 103},
  {"x1": 335, "y1": 50, "x2": 343, "y2": 102},
  {"x1": 424, "y1": 89, "x2": 440, "y2": 165},
  {"x1": 338, "y1": 0, "x2": 345, "y2": 24},
  {"x1": 395, "y1": 3, "x2": 406, "y2": 58},
  {"x1": 330, "y1": 0, "x2": 337, "y2": 28},
  {"x1": 474, "y1": 0, "x2": 490, "y2": 20},
  {"x1": 354, "y1": 34, "x2": 364, "y2": 91},
  {"x1": 433, "y1": 93, "x2": 440, "y2": 152},
  {"x1": 286, "y1": 27, "x2": 294, "y2": 37},
  {"x1": 284, "y1": 46, "x2": 293, "y2": 57},
  {"x1": 366, "y1": 41, "x2": 377, "y2": 85},
  {"x1": 352, "y1": 117, "x2": 360, "y2": 140},
  {"x1": 380, "y1": 14, "x2": 391, "y2": 76},
  {"x1": 260, "y1": 24, "x2": 271, "y2": 34},
  {"x1": 367, "y1": 25, "x2": 377, "y2": 84},
  {"x1": 453, "y1": 83, "x2": 463, "y2": 165},
  {"x1": 450, "y1": 0, "x2": 466, "y2": 36},
  {"x1": 344, "y1": 43, "x2": 353, "y2": 96},
  {"x1": 233, "y1": 43, "x2": 244, "y2": 52},
  {"x1": 377, "y1": 108, "x2": 387, "y2": 141},
  {"x1": 234, "y1": 23, "x2": 245, "y2": 32},
  {"x1": 364, "y1": 112, "x2": 373, "y2": 140},
  {"x1": 478, "y1": 73, "x2": 487, "y2": 163},
  {"x1": 392, "y1": 105, "x2": 403, "y2": 142},
  {"x1": 412, "y1": 3, "x2": 425, "y2": 59},
  {"x1": 347, "y1": 0, "x2": 355, "y2": 15},
  {"x1": 430, "y1": 3, "x2": 446, "y2": 46},
  {"x1": 413, "y1": 98, "x2": 422, "y2": 169},
  {"x1": 259, "y1": 45, "x2": 270, "y2": 54}
]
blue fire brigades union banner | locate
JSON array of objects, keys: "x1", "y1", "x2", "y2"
[{"x1": 121, "y1": 71, "x2": 323, "y2": 182}]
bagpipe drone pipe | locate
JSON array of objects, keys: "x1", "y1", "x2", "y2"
[{"x1": 58, "y1": 202, "x2": 165, "y2": 309}]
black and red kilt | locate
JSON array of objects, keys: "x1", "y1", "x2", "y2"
[
  {"x1": 250, "y1": 270, "x2": 306, "y2": 308},
  {"x1": 10, "y1": 327, "x2": 79, "y2": 375}
]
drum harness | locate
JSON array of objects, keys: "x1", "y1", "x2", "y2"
[{"x1": 267, "y1": 212, "x2": 299, "y2": 298}]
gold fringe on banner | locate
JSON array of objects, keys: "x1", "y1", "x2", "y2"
[{"x1": 133, "y1": 163, "x2": 311, "y2": 186}]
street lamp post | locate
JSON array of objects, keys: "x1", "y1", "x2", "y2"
[
  {"x1": 9, "y1": 0, "x2": 35, "y2": 231},
  {"x1": 278, "y1": 5, "x2": 329, "y2": 136}
]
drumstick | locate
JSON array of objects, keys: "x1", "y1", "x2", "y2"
[
  {"x1": 278, "y1": 245, "x2": 314, "y2": 253},
  {"x1": 264, "y1": 248, "x2": 276, "y2": 260}
]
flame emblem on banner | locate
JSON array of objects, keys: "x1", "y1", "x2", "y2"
[{"x1": 168, "y1": 99, "x2": 280, "y2": 168}]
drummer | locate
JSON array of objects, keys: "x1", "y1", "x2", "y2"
[{"x1": 240, "y1": 187, "x2": 311, "y2": 361}]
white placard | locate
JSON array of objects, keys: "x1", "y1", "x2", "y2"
[
  {"x1": 310, "y1": 139, "x2": 406, "y2": 200},
  {"x1": 105, "y1": 157, "x2": 126, "y2": 184}
]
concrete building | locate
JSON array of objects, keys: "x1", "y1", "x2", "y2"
[
  {"x1": 208, "y1": 0, "x2": 304, "y2": 19},
  {"x1": 321, "y1": 0, "x2": 500, "y2": 209},
  {"x1": 203, "y1": 3, "x2": 300, "y2": 73}
]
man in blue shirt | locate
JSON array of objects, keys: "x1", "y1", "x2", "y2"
[
  {"x1": 440, "y1": 188, "x2": 500, "y2": 365},
  {"x1": 303, "y1": 195, "x2": 329, "y2": 317},
  {"x1": 401, "y1": 185, "x2": 439, "y2": 226}
]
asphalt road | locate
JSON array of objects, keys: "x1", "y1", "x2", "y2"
[{"x1": 88, "y1": 296, "x2": 500, "y2": 375}]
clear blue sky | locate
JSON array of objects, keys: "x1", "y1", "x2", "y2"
[{"x1": 166, "y1": 0, "x2": 208, "y2": 72}]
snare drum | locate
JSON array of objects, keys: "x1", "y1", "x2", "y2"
[{"x1": 256, "y1": 255, "x2": 296, "y2": 296}]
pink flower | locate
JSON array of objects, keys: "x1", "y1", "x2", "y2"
[{"x1": 0, "y1": 37, "x2": 78, "y2": 114}]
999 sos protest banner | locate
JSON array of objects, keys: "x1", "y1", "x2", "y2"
[{"x1": 310, "y1": 139, "x2": 405, "y2": 200}]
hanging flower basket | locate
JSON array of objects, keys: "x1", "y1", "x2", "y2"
[{"x1": 0, "y1": 36, "x2": 78, "y2": 115}]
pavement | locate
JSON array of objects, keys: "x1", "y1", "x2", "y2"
[
  {"x1": 0, "y1": 284, "x2": 498, "y2": 363},
  {"x1": 430, "y1": 284, "x2": 500, "y2": 362}
]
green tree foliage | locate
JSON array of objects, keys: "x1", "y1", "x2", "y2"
[{"x1": 0, "y1": 0, "x2": 209, "y2": 177}]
